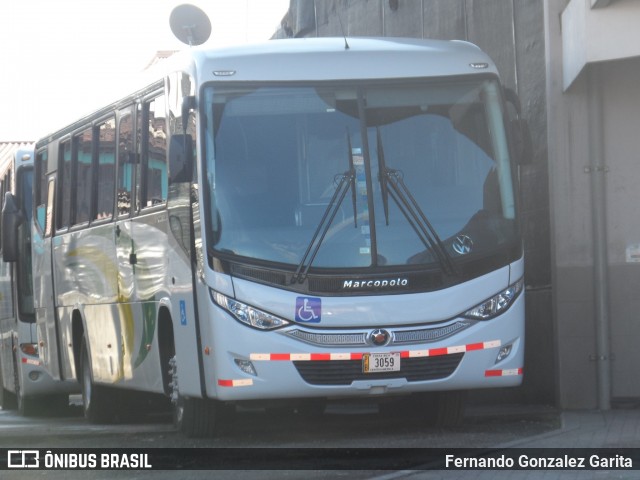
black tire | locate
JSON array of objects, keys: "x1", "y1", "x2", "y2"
[
  {"x1": 80, "y1": 339, "x2": 116, "y2": 424},
  {"x1": 0, "y1": 365, "x2": 17, "y2": 410},
  {"x1": 174, "y1": 395, "x2": 218, "y2": 438},
  {"x1": 417, "y1": 390, "x2": 466, "y2": 427},
  {"x1": 16, "y1": 365, "x2": 41, "y2": 417},
  {"x1": 169, "y1": 351, "x2": 232, "y2": 437},
  {"x1": 17, "y1": 392, "x2": 38, "y2": 417},
  {"x1": 431, "y1": 390, "x2": 466, "y2": 427}
]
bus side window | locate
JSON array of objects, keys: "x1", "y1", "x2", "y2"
[
  {"x1": 73, "y1": 128, "x2": 93, "y2": 225},
  {"x1": 117, "y1": 108, "x2": 134, "y2": 217},
  {"x1": 95, "y1": 118, "x2": 116, "y2": 221},
  {"x1": 35, "y1": 149, "x2": 48, "y2": 232},
  {"x1": 45, "y1": 179, "x2": 55, "y2": 238},
  {"x1": 142, "y1": 95, "x2": 168, "y2": 208},
  {"x1": 57, "y1": 141, "x2": 72, "y2": 230}
]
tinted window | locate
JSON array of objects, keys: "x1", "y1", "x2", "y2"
[
  {"x1": 58, "y1": 140, "x2": 72, "y2": 229},
  {"x1": 143, "y1": 95, "x2": 167, "y2": 208},
  {"x1": 74, "y1": 128, "x2": 93, "y2": 225},
  {"x1": 96, "y1": 118, "x2": 116, "y2": 220},
  {"x1": 35, "y1": 149, "x2": 48, "y2": 232},
  {"x1": 117, "y1": 108, "x2": 134, "y2": 217}
]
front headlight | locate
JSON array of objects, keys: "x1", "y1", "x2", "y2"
[
  {"x1": 211, "y1": 290, "x2": 290, "y2": 330},
  {"x1": 462, "y1": 278, "x2": 524, "y2": 320}
]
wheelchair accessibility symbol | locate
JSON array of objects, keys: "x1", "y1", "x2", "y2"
[{"x1": 295, "y1": 297, "x2": 322, "y2": 323}]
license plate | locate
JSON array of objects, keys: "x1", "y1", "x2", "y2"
[{"x1": 363, "y1": 352, "x2": 401, "y2": 373}]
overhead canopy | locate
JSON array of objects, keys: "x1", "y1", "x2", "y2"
[{"x1": 562, "y1": 0, "x2": 640, "y2": 90}]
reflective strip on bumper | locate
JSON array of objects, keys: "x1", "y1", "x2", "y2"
[
  {"x1": 250, "y1": 339, "x2": 501, "y2": 361},
  {"x1": 21, "y1": 357, "x2": 41, "y2": 366},
  {"x1": 218, "y1": 379, "x2": 254, "y2": 387},
  {"x1": 485, "y1": 368, "x2": 523, "y2": 377}
]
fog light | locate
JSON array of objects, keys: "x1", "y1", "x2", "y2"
[
  {"x1": 28, "y1": 371, "x2": 41, "y2": 381},
  {"x1": 496, "y1": 344, "x2": 512, "y2": 363},
  {"x1": 235, "y1": 359, "x2": 257, "y2": 376}
]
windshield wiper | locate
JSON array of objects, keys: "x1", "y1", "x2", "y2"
[
  {"x1": 291, "y1": 135, "x2": 358, "y2": 285},
  {"x1": 376, "y1": 128, "x2": 457, "y2": 276},
  {"x1": 377, "y1": 128, "x2": 391, "y2": 226}
]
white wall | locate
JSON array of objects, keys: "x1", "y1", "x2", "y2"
[{"x1": 562, "y1": 0, "x2": 640, "y2": 89}]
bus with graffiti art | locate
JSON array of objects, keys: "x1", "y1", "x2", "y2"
[
  {"x1": 0, "y1": 144, "x2": 77, "y2": 415},
  {"x1": 23, "y1": 6, "x2": 530, "y2": 437}
]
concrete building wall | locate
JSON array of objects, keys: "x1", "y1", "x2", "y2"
[
  {"x1": 545, "y1": 0, "x2": 640, "y2": 408},
  {"x1": 275, "y1": 0, "x2": 554, "y2": 405},
  {"x1": 547, "y1": 58, "x2": 640, "y2": 408}
]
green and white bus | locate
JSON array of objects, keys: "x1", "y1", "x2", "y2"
[
  {"x1": 27, "y1": 35, "x2": 528, "y2": 436},
  {"x1": 0, "y1": 144, "x2": 77, "y2": 415}
]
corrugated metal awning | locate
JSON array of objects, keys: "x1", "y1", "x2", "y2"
[{"x1": 0, "y1": 142, "x2": 35, "y2": 165}]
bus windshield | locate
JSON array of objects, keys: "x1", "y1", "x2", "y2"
[{"x1": 203, "y1": 78, "x2": 518, "y2": 276}]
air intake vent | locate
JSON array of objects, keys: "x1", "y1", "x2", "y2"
[
  {"x1": 293, "y1": 353, "x2": 463, "y2": 386},
  {"x1": 231, "y1": 264, "x2": 287, "y2": 286}
]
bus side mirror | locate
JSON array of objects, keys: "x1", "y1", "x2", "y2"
[
  {"x1": 169, "y1": 134, "x2": 194, "y2": 184},
  {"x1": 182, "y1": 95, "x2": 196, "y2": 132},
  {"x1": 1, "y1": 192, "x2": 24, "y2": 262},
  {"x1": 503, "y1": 88, "x2": 533, "y2": 165}
]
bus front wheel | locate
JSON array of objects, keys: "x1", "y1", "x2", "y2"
[
  {"x1": 80, "y1": 339, "x2": 116, "y2": 423},
  {"x1": 169, "y1": 355, "x2": 229, "y2": 437},
  {"x1": 174, "y1": 395, "x2": 219, "y2": 438},
  {"x1": 429, "y1": 390, "x2": 466, "y2": 427}
]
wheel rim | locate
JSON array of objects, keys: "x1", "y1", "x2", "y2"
[
  {"x1": 175, "y1": 399, "x2": 184, "y2": 425},
  {"x1": 14, "y1": 359, "x2": 24, "y2": 414},
  {"x1": 168, "y1": 355, "x2": 184, "y2": 427},
  {"x1": 82, "y1": 355, "x2": 92, "y2": 414}
]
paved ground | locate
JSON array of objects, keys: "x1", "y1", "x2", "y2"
[
  {"x1": 383, "y1": 406, "x2": 640, "y2": 479},
  {"x1": 3, "y1": 402, "x2": 640, "y2": 478}
]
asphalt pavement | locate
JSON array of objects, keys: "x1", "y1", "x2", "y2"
[
  {"x1": 377, "y1": 405, "x2": 640, "y2": 479},
  {"x1": 3, "y1": 401, "x2": 640, "y2": 479}
]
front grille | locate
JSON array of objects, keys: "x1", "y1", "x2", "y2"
[
  {"x1": 393, "y1": 321, "x2": 471, "y2": 344},
  {"x1": 284, "y1": 321, "x2": 473, "y2": 347},
  {"x1": 286, "y1": 329, "x2": 368, "y2": 346},
  {"x1": 293, "y1": 353, "x2": 464, "y2": 386}
]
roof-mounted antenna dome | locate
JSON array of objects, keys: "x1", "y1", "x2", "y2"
[{"x1": 170, "y1": 4, "x2": 212, "y2": 46}]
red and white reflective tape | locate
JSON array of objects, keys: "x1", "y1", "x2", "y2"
[
  {"x1": 250, "y1": 339, "x2": 501, "y2": 362},
  {"x1": 217, "y1": 378, "x2": 254, "y2": 387},
  {"x1": 485, "y1": 368, "x2": 523, "y2": 377},
  {"x1": 21, "y1": 357, "x2": 41, "y2": 366}
]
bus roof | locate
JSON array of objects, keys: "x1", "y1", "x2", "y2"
[
  {"x1": 188, "y1": 37, "x2": 499, "y2": 83},
  {"x1": 36, "y1": 37, "x2": 499, "y2": 146}
]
